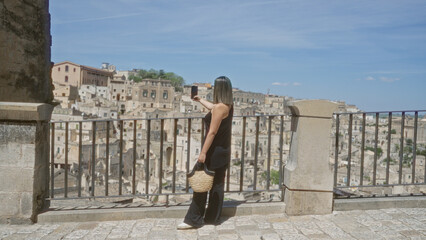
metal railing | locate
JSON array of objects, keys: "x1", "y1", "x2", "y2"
[
  {"x1": 333, "y1": 110, "x2": 426, "y2": 198},
  {"x1": 48, "y1": 114, "x2": 290, "y2": 206}
]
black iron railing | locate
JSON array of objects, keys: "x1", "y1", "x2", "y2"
[
  {"x1": 48, "y1": 114, "x2": 290, "y2": 206},
  {"x1": 333, "y1": 110, "x2": 426, "y2": 198}
]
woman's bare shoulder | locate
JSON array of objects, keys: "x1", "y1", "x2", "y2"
[{"x1": 212, "y1": 103, "x2": 230, "y2": 118}]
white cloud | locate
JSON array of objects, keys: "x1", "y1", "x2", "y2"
[
  {"x1": 365, "y1": 76, "x2": 375, "y2": 81},
  {"x1": 272, "y1": 82, "x2": 301, "y2": 86},
  {"x1": 380, "y1": 77, "x2": 400, "y2": 82},
  {"x1": 272, "y1": 82, "x2": 289, "y2": 86}
]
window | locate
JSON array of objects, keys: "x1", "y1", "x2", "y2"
[
  {"x1": 163, "y1": 105, "x2": 166, "y2": 108},
  {"x1": 73, "y1": 68, "x2": 76, "y2": 72},
  {"x1": 143, "y1": 90, "x2": 148, "y2": 97},
  {"x1": 163, "y1": 90, "x2": 168, "y2": 99},
  {"x1": 65, "y1": 76, "x2": 68, "y2": 82},
  {"x1": 151, "y1": 103, "x2": 153, "y2": 107},
  {"x1": 62, "y1": 93, "x2": 65, "y2": 97},
  {"x1": 58, "y1": 67, "x2": 60, "y2": 72},
  {"x1": 143, "y1": 103, "x2": 146, "y2": 107},
  {"x1": 151, "y1": 90, "x2": 156, "y2": 99},
  {"x1": 65, "y1": 65, "x2": 69, "y2": 72}
]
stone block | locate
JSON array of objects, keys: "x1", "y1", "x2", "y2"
[
  {"x1": 284, "y1": 100, "x2": 337, "y2": 216},
  {"x1": 0, "y1": 143, "x2": 35, "y2": 168},
  {"x1": 0, "y1": 167, "x2": 34, "y2": 192},
  {"x1": 0, "y1": 192, "x2": 20, "y2": 216},
  {"x1": 20, "y1": 192, "x2": 34, "y2": 216},
  {"x1": 284, "y1": 189, "x2": 333, "y2": 216},
  {"x1": 0, "y1": 123, "x2": 36, "y2": 144},
  {"x1": 284, "y1": 117, "x2": 335, "y2": 191}
]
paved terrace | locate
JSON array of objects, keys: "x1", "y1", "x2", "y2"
[{"x1": 1, "y1": 207, "x2": 425, "y2": 240}]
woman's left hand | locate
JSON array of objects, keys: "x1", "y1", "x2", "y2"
[{"x1": 198, "y1": 152, "x2": 206, "y2": 163}]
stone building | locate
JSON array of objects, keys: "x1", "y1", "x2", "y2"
[
  {"x1": 130, "y1": 79, "x2": 174, "y2": 111},
  {"x1": 52, "y1": 61, "x2": 113, "y2": 88},
  {"x1": 233, "y1": 89, "x2": 265, "y2": 106},
  {"x1": 53, "y1": 83, "x2": 78, "y2": 108}
]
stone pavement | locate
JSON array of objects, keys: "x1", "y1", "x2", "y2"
[{"x1": 0, "y1": 208, "x2": 425, "y2": 240}]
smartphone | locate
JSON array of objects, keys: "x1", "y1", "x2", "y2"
[{"x1": 191, "y1": 86, "x2": 198, "y2": 99}]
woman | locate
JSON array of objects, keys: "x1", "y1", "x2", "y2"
[{"x1": 178, "y1": 76, "x2": 233, "y2": 229}]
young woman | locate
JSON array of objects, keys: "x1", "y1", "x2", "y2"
[{"x1": 178, "y1": 76, "x2": 233, "y2": 229}]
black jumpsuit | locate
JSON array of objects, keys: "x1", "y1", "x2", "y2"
[{"x1": 184, "y1": 106, "x2": 233, "y2": 227}]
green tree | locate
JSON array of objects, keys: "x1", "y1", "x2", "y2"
[
  {"x1": 404, "y1": 145, "x2": 413, "y2": 154},
  {"x1": 416, "y1": 149, "x2": 426, "y2": 157},
  {"x1": 365, "y1": 146, "x2": 383, "y2": 157},
  {"x1": 129, "y1": 68, "x2": 185, "y2": 91},
  {"x1": 383, "y1": 157, "x2": 396, "y2": 165},
  {"x1": 261, "y1": 169, "x2": 280, "y2": 185}
]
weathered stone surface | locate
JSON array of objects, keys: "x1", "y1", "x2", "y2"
[
  {"x1": 0, "y1": 1, "x2": 54, "y2": 223},
  {"x1": 284, "y1": 189, "x2": 333, "y2": 215},
  {"x1": 19, "y1": 192, "x2": 34, "y2": 216},
  {"x1": 284, "y1": 100, "x2": 338, "y2": 216},
  {"x1": 0, "y1": 193, "x2": 20, "y2": 216},
  {"x1": 0, "y1": 144, "x2": 33, "y2": 168},
  {"x1": 0, "y1": 167, "x2": 34, "y2": 192},
  {"x1": 0, "y1": 0, "x2": 53, "y2": 104},
  {"x1": 0, "y1": 113, "x2": 51, "y2": 223},
  {"x1": 0, "y1": 123, "x2": 36, "y2": 145}
]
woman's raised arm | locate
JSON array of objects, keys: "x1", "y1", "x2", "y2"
[{"x1": 193, "y1": 96, "x2": 214, "y2": 110}]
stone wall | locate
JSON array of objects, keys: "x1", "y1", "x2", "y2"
[{"x1": 0, "y1": 0, "x2": 53, "y2": 103}]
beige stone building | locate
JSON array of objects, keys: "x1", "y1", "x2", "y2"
[
  {"x1": 130, "y1": 79, "x2": 174, "y2": 110},
  {"x1": 52, "y1": 61, "x2": 113, "y2": 87},
  {"x1": 53, "y1": 83, "x2": 78, "y2": 108},
  {"x1": 233, "y1": 89, "x2": 265, "y2": 107}
]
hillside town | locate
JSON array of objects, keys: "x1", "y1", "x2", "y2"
[{"x1": 50, "y1": 61, "x2": 426, "y2": 206}]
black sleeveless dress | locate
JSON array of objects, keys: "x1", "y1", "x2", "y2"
[{"x1": 204, "y1": 105, "x2": 233, "y2": 170}]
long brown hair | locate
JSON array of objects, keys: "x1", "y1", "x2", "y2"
[{"x1": 213, "y1": 76, "x2": 233, "y2": 105}]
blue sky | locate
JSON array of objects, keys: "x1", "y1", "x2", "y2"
[{"x1": 50, "y1": 0, "x2": 426, "y2": 111}]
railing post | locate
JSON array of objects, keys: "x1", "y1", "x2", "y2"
[{"x1": 284, "y1": 100, "x2": 337, "y2": 216}]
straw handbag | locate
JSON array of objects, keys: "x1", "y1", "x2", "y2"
[{"x1": 187, "y1": 162, "x2": 215, "y2": 192}]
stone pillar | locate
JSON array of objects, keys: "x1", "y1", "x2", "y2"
[
  {"x1": 284, "y1": 100, "x2": 337, "y2": 216},
  {"x1": 0, "y1": 103, "x2": 53, "y2": 223},
  {"x1": 0, "y1": 0, "x2": 53, "y2": 223}
]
